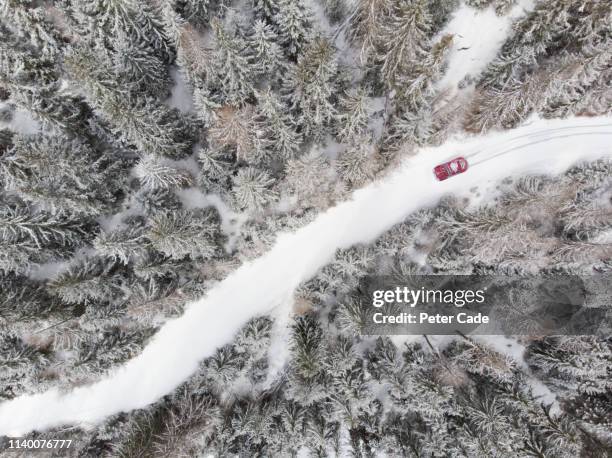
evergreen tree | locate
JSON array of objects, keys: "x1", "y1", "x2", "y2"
[
  {"x1": 177, "y1": 0, "x2": 213, "y2": 26},
  {"x1": 65, "y1": 47, "x2": 193, "y2": 158},
  {"x1": 0, "y1": 332, "x2": 48, "y2": 400},
  {"x1": 255, "y1": 89, "x2": 301, "y2": 160},
  {"x1": 336, "y1": 87, "x2": 372, "y2": 142},
  {"x1": 283, "y1": 150, "x2": 338, "y2": 209},
  {"x1": 208, "y1": 104, "x2": 261, "y2": 164},
  {"x1": 46, "y1": 256, "x2": 120, "y2": 306},
  {"x1": 379, "y1": 0, "x2": 432, "y2": 94},
  {"x1": 291, "y1": 315, "x2": 324, "y2": 380},
  {"x1": 247, "y1": 19, "x2": 285, "y2": 77},
  {"x1": 347, "y1": 0, "x2": 393, "y2": 63},
  {"x1": 335, "y1": 140, "x2": 378, "y2": 187},
  {"x1": 0, "y1": 0, "x2": 62, "y2": 55},
  {"x1": 284, "y1": 36, "x2": 340, "y2": 138},
  {"x1": 274, "y1": 0, "x2": 312, "y2": 57},
  {"x1": 197, "y1": 146, "x2": 234, "y2": 191},
  {"x1": 400, "y1": 33, "x2": 452, "y2": 109},
  {"x1": 146, "y1": 209, "x2": 219, "y2": 260},
  {"x1": 231, "y1": 167, "x2": 278, "y2": 212},
  {"x1": 210, "y1": 19, "x2": 256, "y2": 106},
  {"x1": 65, "y1": 0, "x2": 172, "y2": 62},
  {"x1": 134, "y1": 155, "x2": 193, "y2": 192},
  {"x1": 0, "y1": 202, "x2": 86, "y2": 275},
  {"x1": 1, "y1": 134, "x2": 117, "y2": 215},
  {"x1": 469, "y1": 0, "x2": 611, "y2": 131},
  {"x1": 111, "y1": 31, "x2": 171, "y2": 97},
  {"x1": 253, "y1": 0, "x2": 280, "y2": 24},
  {"x1": 93, "y1": 225, "x2": 147, "y2": 265}
]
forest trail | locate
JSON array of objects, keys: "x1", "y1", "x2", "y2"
[{"x1": 1, "y1": 116, "x2": 612, "y2": 435}]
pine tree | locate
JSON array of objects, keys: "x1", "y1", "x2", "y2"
[
  {"x1": 284, "y1": 36, "x2": 340, "y2": 138},
  {"x1": 542, "y1": 42, "x2": 612, "y2": 118},
  {"x1": 379, "y1": 0, "x2": 432, "y2": 93},
  {"x1": 177, "y1": 0, "x2": 212, "y2": 26},
  {"x1": 469, "y1": 0, "x2": 611, "y2": 131},
  {"x1": 0, "y1": 28, "x2": 96, "y2": 136},
  {"x1": 335, "y1": 295, "x2": 371, "y2": 334},
  {"x1": 336, "y1": 87, "x2": 372, "y2": 142},
  {"x1": 93, "y1": 225, "x2": 147, "y2": 265},
  {"x1": 1, "y1": 134, "x2": 117, "y2": 215},
  {"x1": 197, "y1": 146, "x2": 234, "y2": 191},
  {"x1": 0, "y1": 0, "x2": 62, "y2": 56},
  {"x1": 255, "y1": 89, "x2": 301, "y2": 160},
  {"x1": 171, "y1": 20, "x2": 214, "y2": 86},
  {"x1": 247, "y1": 19, "x2": 285, "y2": 78},
  {"x1": 146, "y1": 209, "x2": 219, "y2": 260},
  {"x1": 283, "y1": 150, "x2": 337, "y2": 209},
  {"x1": 400, "y1": 33, "x2": 452, "y2": 109},
  {"x1": 0, "y1": 332, "x2": 48, "y2": 400},
  {"x1": 210, "y1": 19, "x2": 256, "y2": 106},
  {"x1": 253, "y1": 0, "x2": 280, "y2": 24},
  {"x1": 111, "y1": 31, "x2": 170, "y2": 97},
  {"x1": 9, "y1": 86, "x2": 94, "y2": 137},
  {"x1": 385, "y1": 105, "x2": 433, "y2": 149},
  {"x1": 208, "y1": 104, "x2": 261, "y2": 164},
  {"x1": 134, "y1": 155, "x2": 193, "y2": 192},
  {"x1": 0, "y1": 203, "x2": 85, "y2": 250},
  {"x1": 335, "y1": 140, "x2": 378, "y2": 187},
  {"x1": 274, "y1": 0, "x2": 312, "y2": 57},
  {"x1": 526, "y1": 336, "x2": 612, "y2": 447},
  {"x1": 287, "y1": 315, "x2": 327, "y2": 411},
  {"x1": 65, "y1": 47, "x2": 193, "y2": 158},
  {"x1": 65, "y1": 0, "x2": 172, "y2": 62},
  {"x1": 193, "y1": 85, "x2": 222, "y2": 126},
  {"x1": 46, "y1": 256, "x2": 120, "y2": 306},
  {"x1": 231, "y1": 167, "x2": 278, "y2": 211},
  {"x1": 206, "y1": 346, "x2": 243, "y2": 388},
  {"x1": 347, "y1": 0, "x2": 393, "y2": 63}
]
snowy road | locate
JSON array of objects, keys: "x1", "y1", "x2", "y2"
[{"x1": 1, "y1": 117, "x2": 612, "y2": 435}]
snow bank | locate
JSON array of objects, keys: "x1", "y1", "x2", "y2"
[{"x1": 1, "y1": 117, "x2": 612, "y2": 435}]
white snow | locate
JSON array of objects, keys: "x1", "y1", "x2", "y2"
[
  {"x1": 262, "y1": 294, "x2": 294, "y2": 388},
  {"x1": 436, "y1": 0, "x2": 534, "y2": 95},
  {"x1": 28, "y1": 260, "x2": 72, "y2": 282},
  {"x1": 165, "y1": 67, "x2": 195, "y2": 113},
  {"x1": 0, "y1": 105, "x2": 42, "y2": 135},
  {"x1": 304, "y1": 0, "x2": 333, "y2": 38},
  {"x1": 319, "y1": 135, "x2": 347, "y2": 160},
  {"x1": 2, "y1": 116, "x2": 612, "y2": 435}
]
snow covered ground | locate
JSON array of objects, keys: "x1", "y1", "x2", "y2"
[
  {"x1": 1, "y1": 116, "x2": 612, "y2": 435},
  {"x1": 436, "y1": 0, "x2": 534, "y2": 95},
  {"x1": 0, "y1": 104, "x2": 41, "y2": 135},
  {"x1": 165, "y1": 67, "x2": 195, "y2": 113}
]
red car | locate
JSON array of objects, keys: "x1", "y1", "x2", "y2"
[{"x1": 433, "y1": 157, "x2": 468, "y2": 181}]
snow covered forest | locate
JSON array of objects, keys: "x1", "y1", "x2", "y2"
[{"x1": 0, "y1": 0, "x2": 611, "y2": 456}]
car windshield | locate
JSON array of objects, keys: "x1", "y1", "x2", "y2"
[{"x1": 450, "y1": 162, "x2": 459, "y2": 172}]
